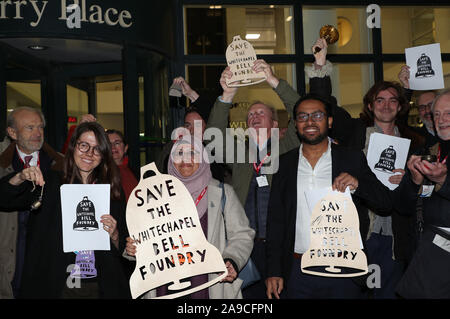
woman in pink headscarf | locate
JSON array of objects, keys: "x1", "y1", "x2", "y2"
[{"x1": 126, "y1": 136, "x2": 254, "y2": 299}]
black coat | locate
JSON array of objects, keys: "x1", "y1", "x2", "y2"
[
  {"x1": 266, "y1": 143, "x2": 393, "y2": 283},
  {"x1": 0, "y1": 170, "x2": 131, "y2": 299}
]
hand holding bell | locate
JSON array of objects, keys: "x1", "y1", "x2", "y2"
[{"x1": 314, "y1": 25, "x2": 339, "y2": 54}]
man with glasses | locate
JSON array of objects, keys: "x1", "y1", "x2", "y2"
[
  {"x1": 398, "y1": 65, "x2": 438, "y2": 149},
  {"x1": 265, "y1": 94, "x2": 392, "y2": 299},
  {"x1": 0, "y1": 107, "x2": 64, "y2": 298},
  {"x1": 208, "y1": 38, "x2": 333, "y2": 299},
  {"x1": 414, "y1": 91, "x2": 438, "y2": 148}
]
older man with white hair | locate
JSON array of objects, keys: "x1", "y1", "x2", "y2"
[
  {"x1": 0, "y1": 107, "x2": 64, "y2": 298},
  {"x1": 394, "y1": 89, "x2": 450, "y2": 298}
]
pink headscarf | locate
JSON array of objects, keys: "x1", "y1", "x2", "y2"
[{"x1": 167, "y1": 137, "x2": 212, "y2": 218}]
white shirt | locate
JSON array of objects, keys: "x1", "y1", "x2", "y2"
[
  {"x1": 16, "y1": 145, "x2": 39, "y2": 167},
  {"x1": 295, "y1": 139, "x2": 332, "y2": 254}
]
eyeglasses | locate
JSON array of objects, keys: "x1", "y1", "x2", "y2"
[
  {"x1": 295, "y1": 111, "x2": 326, "y2": 122},
  {"x1": 76, "y1": 141, "x2": 101, "y2": 156},
  {"x1": 418, "y1": 102, "x2": 433, "y2": 113}
]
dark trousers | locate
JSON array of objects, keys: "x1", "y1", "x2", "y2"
[
  {"x1": 61, "y1": 281, "x2": 100, "y2": 299},
  {"x1": 365, "y1": 232, "x2": 405, "y2": 299},
  {"x1": 285, "y1": 256, "x2": 364, "y2": 299},
  {"x1": 242, "y1": 240, "x2": 267, "y2": 299}
]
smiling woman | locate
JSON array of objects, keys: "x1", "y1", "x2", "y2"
[{"x1": 0, "y1": 121, "x2": 132, "y2": 298}]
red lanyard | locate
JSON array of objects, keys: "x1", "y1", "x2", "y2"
[
  {"x1": 437, "y1": 145, "x2": 448, "y2": 164},
  {"x1": 194, "y1": 186, "x2": 208, "y2": 206},
  {"x1": 253, "y1": 153, "x2": 271, "y2": 174}
]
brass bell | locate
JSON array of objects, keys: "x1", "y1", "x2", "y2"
[{"x1": 314, "y1": 25, "x2": 340, "y2": 53}]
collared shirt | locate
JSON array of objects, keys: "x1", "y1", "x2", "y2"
[
  {"x1": 294, "y1": 139, "x2": 332, "y2": 254},
  {"x1": 16, "y1": 146, "x2": 39, "y2": 167}
]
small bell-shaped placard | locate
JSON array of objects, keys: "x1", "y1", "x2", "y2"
[
  {"x1": 225, "y1": 35, "x2": 266, "y2": 87},
  {"x1": 70, "y1": 250, "x2": 98, "y2": 279},
  {"x1": 73, "y1": 196, "x2": 99, "y2": 231},
  {"x1": 126, "y1": 163, "x2": 227, "y2": 299},
  {"x1": 301, "y1": 192, "x2": 368, "y2": 277},
  {"x1": 415, "y1": 53, "x2": 435, "y2": 78},
  {"x1": 374, "y1": 145, "x2": 396, "y2": 174}
]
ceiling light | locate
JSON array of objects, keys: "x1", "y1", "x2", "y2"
[
  {"x1": 28, "y1": 45, "x2": 48, "y2": 51},
  {"x1": 245, "y1": 33, "x2": 261, "y2": 40},
  {"x1": 286, "y1": 16, "x2": 293, "y2": 22}
]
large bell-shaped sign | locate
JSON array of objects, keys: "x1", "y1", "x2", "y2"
[
  {"x1": 126, "y1": 163, "x2": 227, "y2": 299},
  {"x1": 225, "y1": 35, "x2": 266, "y2": 87},
  {"x1": 301, "y1": 191, "x2": 368, "y2": 277}
]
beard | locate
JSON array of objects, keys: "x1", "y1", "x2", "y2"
[{"x1": 297, "y1": 129, "x2": 328, "y2": 145}]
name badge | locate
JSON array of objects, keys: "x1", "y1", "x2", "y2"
[
  {"x1": 420, "y1": 184, "x2": 434, "y2": 198},
  {"x1": 256, "y1": 175, "x2": 269, "y2": 187}
]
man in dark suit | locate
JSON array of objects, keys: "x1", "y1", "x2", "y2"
[
  {"x1": 265, "y1": 94, "x2": 393, "y2": 299},
  {"x1": 0, "y1": 107, "x2": 63, "y2": 298}
]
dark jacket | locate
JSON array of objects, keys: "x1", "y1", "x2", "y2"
[
  {"x1": 330, "y1": 105, "x2": 424, "y2": 263},
  {"x1": 0, "y1": 170, "x2": 131, "y2": 299},
  {"x1": 266, "y1": 144, "x2": 393, "y2": 283}
]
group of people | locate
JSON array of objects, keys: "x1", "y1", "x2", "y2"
[{"x1": 0, "y1": 37, "x2": 449, "y2": 299}]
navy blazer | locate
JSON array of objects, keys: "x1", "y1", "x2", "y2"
[{"x1": 266, "y1": 143, "x2": 393, "y2": 282}]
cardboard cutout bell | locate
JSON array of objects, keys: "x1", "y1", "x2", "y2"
[
  {"x1": 126, "y1": 163, "x2": 227, "y2": 299},
  {"x1": 415, "y1": 53, "x2": 435, "y2": 78},
  {"x1": 225, "y1": 35, "x2": 266, "y2": 87},
  {"x1": 374, "y1": 145, "x2": 396, "y2": 174},
  {"x1": 301, "y1": 192, "x2": 368, "y2": 277},
  {"x1": 73, "y1": 196, "x2": 99, "y2": 231}
]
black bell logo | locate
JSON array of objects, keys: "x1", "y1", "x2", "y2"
[
  {"x1": 374, "y1": 145, "x2": 396, "y2": 174},
  {"x1": 73, "y1": 196, "x2": 99, "y2": 231},
  {"x1": 415, "y1": 53, "x2": 435, "y2": 78}
]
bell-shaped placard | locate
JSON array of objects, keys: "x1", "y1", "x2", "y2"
[
  {"x1": 415, "y1": 53, "x2": 435, "y2": 78},
  {"x1": 126, "y1": 162, "x2": 227, "y2": 299},
  {"x1": 225, "y1": 35, "x2": 266, "y2": 87},
  {"x1": 73, "y1": 196, "x2": 99, "y2": 231},
  {"x1": 70, "y1": 250, "x2": 97, "y2": 279},
  {"x1": 374, "y1": 145, "x2": 396, "y2": 174},
  {"x1": 301, "y1": 192, "x2": 368, "y2": 277}
]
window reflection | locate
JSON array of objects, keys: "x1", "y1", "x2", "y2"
[
  {"x1": 185, "y1": 5, "x2": 295, "y2": 55},
  {"x1": 381, "y1": 7, "x2": 450, "y2": 53}
]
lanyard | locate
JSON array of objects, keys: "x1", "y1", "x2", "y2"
[
  {"x1": 437, "y1": 145, "x2": 448, "y2": 164},
  {"x1": 194, "y1": 186, "x2": 208, "y2": 206},
  {"x1": 253, "y1": 152, "x2": 271, "y2": 174}
]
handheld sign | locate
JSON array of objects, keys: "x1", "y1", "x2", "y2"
[
  {"x1": 301, "y1": 191, "x2": 368, "y2": 277},
  {"x1": 366, "y1": 133, "x2": 411, "y2": 190},
  {"x1": 405, "y1": 43, "x2": 444, "y2": 90},
  {"x1": 225, "y1": 35, "x2": 266, "y2": 87},
  {"x1": 126, "y1": 163, "x2": 227, "y2": 299},
  {"x1": 60, "y1": 184, "x2": 111, "y2": 253}
]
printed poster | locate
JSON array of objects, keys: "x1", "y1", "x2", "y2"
[
  {"x1": 366, "y1": 133, "x2": 411, "y2": 190},
  {"x1": 405, "y1": 43, "x2": 444, "y2": 90},
  {"x1": 60, "y1": 184, "x2": 111, "y2": 253}
]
